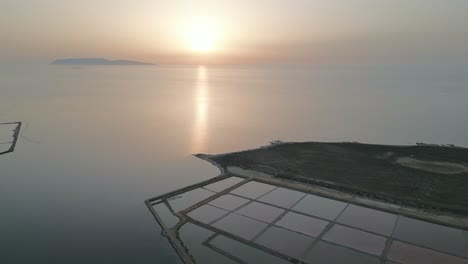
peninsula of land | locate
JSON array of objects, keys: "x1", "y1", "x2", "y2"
[{"x1": 198, "y1": 142, "x2": 468, "y2": 216}]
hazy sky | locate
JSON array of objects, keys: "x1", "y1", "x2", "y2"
[{"x1": 1, "y1": 0, "x2": 468, "y2": 64}]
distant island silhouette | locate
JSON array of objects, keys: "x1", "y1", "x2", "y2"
[{"x1": 51, "y1": 58, "x2": 154, "y2": 66}]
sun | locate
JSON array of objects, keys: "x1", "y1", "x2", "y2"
[{"x1": 188, "y1": 25, "x2": 216, "y2": 53}]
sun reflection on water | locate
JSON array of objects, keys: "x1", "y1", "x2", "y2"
[{"x1": 190, "y1": 66, "x2": 209, "y2": 153}]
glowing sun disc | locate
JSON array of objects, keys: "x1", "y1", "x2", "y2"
[{"x1": 189, "y1": 25, "x2": 215, "y2": 52}]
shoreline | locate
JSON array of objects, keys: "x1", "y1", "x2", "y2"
[{"x1": 195, "y1": 141, "x2": 468, "y2": 228}]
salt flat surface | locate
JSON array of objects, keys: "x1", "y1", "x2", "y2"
[
  {"x1": 387, "y1": 241, "x2": 468, "y2": 264},
  {"x1": 168, "y1": 188, "x2": 215, "y2": 212},
  {"x1": 152, "y1": 202, "x2": 179, "y2": 227},
  {"x1": 275, "y1": 211, "x2": 329, "y2": 237},
  {"x1": 179, "y1": 223, "x2": 238, "y2": 264},
  {"x1": 187, "y1": 205, "x2": 228, "y2": 224},
  {"x1": 151, "y1": 176, "x2": 468, "y2": 264},
  {"x1": 292, "y1": 194, "x2": 347, "y2": 220},
  {"x1": 210, "y1": 235, "x2": 290, "y2": 264},
  {"x1": 255, "y1": 226, "x2": 315, "y2": 259},
  {"x1": 322, "y1": 224, "x2": 387, "y2": 256},
  {"x1": 305, "y1": 241, "x2": 380, "y2": 264},
  {"x1": 337, "y1": 204, "x2": 397, "y2": 236},
  {"x1": 212, "y1": 213, "x2": 268, "y2": 240},
  {"x1": 209, "y1": 194, "x2": 250, "y2": 211},
  {"x1": 393, "y1": 216, "x2": 468, "y2": 258},
  {"x1": 204, "y1": 177, "x2": 244, "y2": 192},
  {"x1": 258, "y1": 187, "x2": 306, "y2": 208},
  {"x1": 230, "y1": 181, "x2": 276, "y2": 199},
  {"x1": 235, "y1": 202, "x2": 285, "y2": 223}
]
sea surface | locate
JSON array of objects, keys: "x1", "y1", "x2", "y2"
[{"x1": 0, "y1": 63, "x2": 467, "y2": 263}]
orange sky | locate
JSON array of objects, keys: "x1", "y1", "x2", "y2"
[{"x1": 1, "y1": 0, "x2": 468, "y2": 64}]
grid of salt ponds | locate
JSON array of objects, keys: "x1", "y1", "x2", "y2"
[
  {"x1": 151, "y1": 176, "x2": 468, "y2": 264},
  {"x1": 0, "y1": 123, "x2": 19, "y2": 154}
]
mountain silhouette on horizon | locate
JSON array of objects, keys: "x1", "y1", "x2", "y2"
[{"x1": 51, "y1": 58, "x2": 154, "y2": 66}]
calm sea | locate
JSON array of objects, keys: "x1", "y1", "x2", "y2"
[{"x1": 1, "y1": 63, "x2": 467, "y2": 263}]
